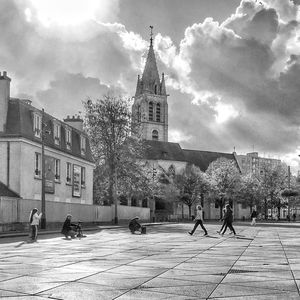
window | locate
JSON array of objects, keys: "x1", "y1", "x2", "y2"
[
  {"x1": 34, "y1": 152, "x2": 41, "y2": 177},
  {"x1": 53, "y1": 122, "x2": 60, "y2": 145},
  {"x1": 156, "y1": 103, "x2": 161, "y2": 122},
  {"x1": 149, "y1": 102, "x2": 153, "y2": 121},
  {"x1": 152, "y1": 130, "x2": 158, "y2": 140},
  {"x1": 33, "y1": 113, "x2": 42, "y2": 138},
  {"x1": 81, "y1": 136, "x2": 86, "y2": 155},
  {"x1": 66, "y1": 162, "x2": 72, "y2": 184},
  {"x1": 81, "y1": 167, "x2": 86, "y2": 187},
  {"x1": 137, "y1": 105, "x2": 141, "y2": 122},
  {"x1": 65, "y1": 128, "x2": 72, "y2": 150},
  {"x1": 55, "y1": 159, "x2": 60, "y2": 181}
]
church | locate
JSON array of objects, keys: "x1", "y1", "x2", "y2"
[{"x1": 132, "y1": 29, "x2": 249, "y2": 221}]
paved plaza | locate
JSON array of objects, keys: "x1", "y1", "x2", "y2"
[{"x1": 1, "y1": 223, "x2": 300, "y2": 299}]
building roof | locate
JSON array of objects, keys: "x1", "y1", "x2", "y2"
[
  {"x1": 0, "y1": 181, "x2": 19, "y2": 197},
  {"x1": 1, "y1": 98, "x2": 94, "y2": 163},
  {"x1": 183, "y1": 149, "x2": 237, "y2": 172},
  {"x1": 144, "y1": 140, "x2": 186, "y2": 161},
  {"x1": 144, "y1": 140, "x2": 237, "y2": 172}
]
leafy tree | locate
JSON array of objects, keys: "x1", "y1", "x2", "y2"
[
  {"x1": 238, "y1": 173, "x2": 263, "y2": 215},
  {"x1": 206, "y1": 158, "x2": 241, "y2": 218},
  {"x1": 84, "y1": 95, "x2": 148, "y2": 221},
  {"x1": 174, "y1": 164, "x2": 211, "y2": 218},
  {"x1": 256, "y1": 162, "x2": 289, "y2": 220}
]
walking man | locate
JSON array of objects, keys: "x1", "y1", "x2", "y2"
[{"x1": 188, "y1": 205, "x2": 208, "y2": 236}]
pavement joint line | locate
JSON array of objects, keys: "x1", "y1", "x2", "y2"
[
  {"x1": 112, "y1": 229, "x2": 234, "y2": 300},
  {"x1": 277, "y1": 230, "x2": 300, "y2": 296},
  {"x1": 206, "y1": 228, "x2": 260, "y2": 299}
]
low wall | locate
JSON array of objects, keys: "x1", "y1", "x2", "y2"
[{"x1": 0, "y1": 197, "x2": 150, "y2": 231}]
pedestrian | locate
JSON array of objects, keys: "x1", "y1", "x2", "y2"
[
  {"x1": 221, "y1": 204, "x2": 236, "y2": 236},
  {"x1": 129, "y1": 216, "x2": 146, "y2": 234},
  {"x1": 250, "y1": 210, "x2": 257, "y2": 226},
  {"x1": 287, "y1": 214, "x2": 291, "y2": 222},
  {"x1": 293, "y1": 213, "x2": 297, "y2": 222},
  {"x1": 188, "y1": 205, "x2": 208, "y2": 236},
  {"x1": 29, "y1": 208, "x2": 42, "y2": 242},
  {"x1": 217, "y1": 207, "x2": 227, "y2": 234},
  {"x1": 61, "y1": 214, "x2": 77, "y2": 239}
]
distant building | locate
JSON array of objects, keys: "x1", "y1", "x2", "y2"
[
  {"x1": 236, "y1": 152, "x2": 281, "y2": 175},
  {"x1": 0, "y1": 72, "x2": 94, "y2": 204},
  {"x1": 132, "y1": 30, "x2": 248, "y2": 220}
]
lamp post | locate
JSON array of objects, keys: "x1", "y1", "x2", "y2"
[
  {"x1": 114, "y1": 171, "x2": 118, "y2": 224},
  {"x1": 40, "y1": 108, "x2": 46, "y2": 229}
]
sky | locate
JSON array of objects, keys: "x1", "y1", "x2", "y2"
[{"x1": 1, "y1": 0, "x2": 300, "y2": 171}]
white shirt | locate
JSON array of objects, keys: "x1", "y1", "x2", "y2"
[
  {"x1": 30, "y1": 213, "x2": 42, "y2": 225},
  {"x1": 194, "y1": 209, "x2": 203, "y2": 221}
]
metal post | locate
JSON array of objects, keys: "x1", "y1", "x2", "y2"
[
  {"x1": 114, "y1": 171, "x2": 118, "y2": 224},
  {"x1": 287, "y1": 166, "x2": 291, "y2": 218},
  {"x1": 40, "y1": 108, "x2": 46, "y2": 229}
]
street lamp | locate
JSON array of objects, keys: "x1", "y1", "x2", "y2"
[{"x1": 114, "y1": 171, "x2": 118, "y2": 224}]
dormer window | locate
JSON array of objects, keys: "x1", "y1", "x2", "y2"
[
  {"x1": 81, "y1": 136, "x2": 86, "y2": 155},
  {"x1": 53, "y1": 122, "x2": 61, "y2": 145},
  {"x1": 65, "y1": 128, "x2": 72, "y2": 150},
  {"x1": 33, "y1": 113, "x2": 42, "y2": 138}
]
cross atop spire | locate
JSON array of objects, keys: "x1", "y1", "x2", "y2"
[{"x1": 150, "y1": 25, "x2": 153, "y2": 45}]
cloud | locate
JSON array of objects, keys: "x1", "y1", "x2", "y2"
[{"x1": 35, "y1": 72, "x2": 124, "y2": 120}]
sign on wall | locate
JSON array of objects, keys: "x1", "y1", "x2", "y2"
[
  {"x1": 45, "y1": 155, "x2": 55, "y2": 194},
  {"x1": 72, "y1": 164, "x2": 81, "y2": 197}
]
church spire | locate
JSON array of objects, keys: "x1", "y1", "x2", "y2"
[{"x1": 141, "y1": 25, "x2": 160, "y2": 94}]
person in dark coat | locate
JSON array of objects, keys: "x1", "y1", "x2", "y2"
[
  {"x1": 129, "y1": 217, "x2": 142, "y2": 234},
  {"x1": 61, "y1": 214, "x2": 77, "y2": 239},
  {"x1": 251, "y1": 210, "x2": 257, "y2": 226},
  {"x1": 221, "y1": 205, "x2": 236, "y2": 236}
]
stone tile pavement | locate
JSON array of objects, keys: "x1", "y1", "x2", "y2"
[{"x1": 0, "y1": 223, "x2": 300, "y2": 299}]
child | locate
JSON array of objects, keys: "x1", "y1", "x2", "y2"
[
  {"x1": 188, "y1": 205, "x2": 208, "y2": 236},
  {"x1": 29, "y1": 208, "x2": 42, "y2": 242}
]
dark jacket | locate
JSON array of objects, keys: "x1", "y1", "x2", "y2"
[
  {"x1": 251, "y1": 211, "x2": 257, "y2": 218},
  {"x1": 129, "y1": 219, "x2": 141, "y2": 232},
  {"x1": 223, "y1": 208, "x2": 233, "y2": 223},
  {"x1": 61, "y1": 218, "x2": 76, "y2": 235}
]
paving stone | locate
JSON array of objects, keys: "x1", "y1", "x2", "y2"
[{"x1": 0, "y1": 224, "x2": 300, "y2": 299}]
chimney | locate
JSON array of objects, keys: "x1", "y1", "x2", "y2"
[
  {"x1": 0, "y1": 71, "x2": 11, "y2": 132},
  {"x1": 63, "y1": 115, "x2": 84, "y2": 131}
]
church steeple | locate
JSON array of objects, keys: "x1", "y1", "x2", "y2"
[
  {"x1": 132, "y1": 26, "x2": 168, "y2": 143},
  {"x1": 140, "y1": 26, "x2": 161, "y2": 95}
]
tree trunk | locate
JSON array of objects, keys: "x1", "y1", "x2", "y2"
[
  {"x1": 188, "y1": 205, "x2": 192, "y2": 218},
  {"x1": 264, "y1": 198, "x2": 268, "y2": 220},
  {"x1": 277, "y1": 205, "x2": 281, "y2": 220}
]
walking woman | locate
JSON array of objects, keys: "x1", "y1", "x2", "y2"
[
  {"x1": 221, "y1": 204, "x2": 236, "y2": 236},
  {"x1": 29, "y1": 208, "x2": 42, "y2": 242},
  {"x1": 188, "y1": 205, "x2": 208, "y2": 236}
]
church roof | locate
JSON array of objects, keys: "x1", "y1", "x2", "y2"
[
  {"x1": 183, "y1": 149, "x2": 237, "y2": 172},
  {"x1": 0, "y1": 181, "x2": 19, "y2": 197},
  {"x1": 1, "y1": 98, "x2": 94, "y2": 163},
  {"x1": 144, "y1": 140, "x2": 186, "y2": 161},
  {"x1": 143, "y1": 140, "x2": 238, "y2": 172}
]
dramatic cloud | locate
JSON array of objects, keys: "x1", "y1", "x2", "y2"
[{"x1": 1, "y1": 0, "x2": 300, "y2": 170}]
